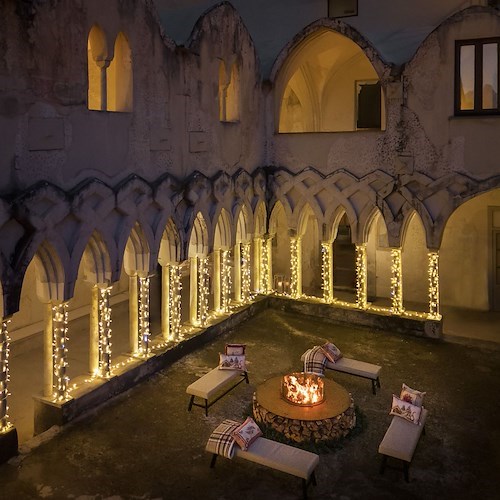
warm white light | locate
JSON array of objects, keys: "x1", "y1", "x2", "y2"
[
  {"x1": 390, "y1": 248, "x2": 404, "y2": 315},
  {"x1": 97, "y1": 286, "x2": 112, "y2": 377},
  {"x1": 138, "y1": 277, "x2": 150, "y2": 356},
  {"x1": 290, "y1": 237, "x2": 299, "y2": 299},
  {"x1": 355, "y1": 244, "x2": 367, "y2": 309},
  {"x1": 169, "y1": 264, "x2": 182, "y2": 340},
  {"x1": 428, "y1": 251, "x2": 441, "y2": 319},
  {"x1": 241, "y1": 243, "x2": 251, "y2": 303},
  {"x1": 198, "y1": 257, "x2": 209, "y2": 326},
  {"x1": 261, "y1": 238, "x2": 271, "y2": 293},
  {"x1": 0, "y1": 319, "x2": 12, "y2": 433},
  {"x1": 221, "y1": 249, "x2": 232, "y2": 313},
  {"x1": 52, "y1": 302, "x2": 70, "y2": 401},
  {"x1": 321, "y1": 242, "x2": 333, "y2": 303}
]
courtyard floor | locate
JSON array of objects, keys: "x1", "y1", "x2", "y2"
[{"x1": 1, "y1": 307, "x2": 499, "y2": 499}]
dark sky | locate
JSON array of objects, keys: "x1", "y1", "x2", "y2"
[{"x1": 153, "y1": 0, "x2": 469, "y2": 75}]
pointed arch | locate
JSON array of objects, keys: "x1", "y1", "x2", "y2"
[
  {"x1": 158, "y1": 218, "x2": 182, "y2": 266},
  {"x1": 82, "y1": 231, "x2": 112, "y2": 285},
  {"x1": 33, "y1": 240, "x2": 66, "y2": 302},
  {"x1": 275, "y1": 26, "x2": 386, "y2": 132},
  {"x1": 188, "y1": 212, "x2": 208, "y2": 257},
  {"x1": 87, "y1": 24, "x2": 107, "y2": 111},
  {"x1": 254, "y1": 201, "x2": 267, "y2": 237},
  {"x1": 107, "y1": 32, "x2": 133, "y2": 112},
  {"x1": 235, "y1": 205, "x2": 251, "y2": 244},
  {"x1": 214, "y1": 208, "x2": 232, "y2": 250},
  {"x1": 124, "y1": 222, "x2": 150, "y2": 276}
]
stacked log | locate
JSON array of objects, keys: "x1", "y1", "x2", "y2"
[{"x1": 252, "y1": 393, "x2": 356, "y2": 444}]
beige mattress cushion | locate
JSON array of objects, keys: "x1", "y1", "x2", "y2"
[
  {"x1": 186, "y1": 367, "x2": 241, "y2": 399},
  {"x1": 378, "y1": 408, "x2": 428, "y2": 462},
  {"x1": 235, "y1": 437, "x2": 319, "y2": 479},
  {"x1": 326, "y1": 357, "x2": 381, "y2": 379}
]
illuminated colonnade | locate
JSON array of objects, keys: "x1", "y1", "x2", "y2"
[{"x1": 0, "y1": 320, "x2": 11, "y2": 433}]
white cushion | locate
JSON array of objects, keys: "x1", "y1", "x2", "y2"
[
  {"x1": 186, "y1": 367, "x2": 242, "y2": 399},
  {"x1": 235, "y1": 437, "x2": 319, "y2": 480},
  {"x1": 378, "y1": 408, "x2": 428, "y2": 462},
  {"x1": 326, "y1": 357, "x2": 381, "y2": 380}
]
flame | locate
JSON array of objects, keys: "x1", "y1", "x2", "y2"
[{"x1": 282, "y1": 373, "x2": 324, "y2": 406}]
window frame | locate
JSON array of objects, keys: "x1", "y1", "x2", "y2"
[{"x1": 455, "y1": 37, "x2": 500, "y2": 116}]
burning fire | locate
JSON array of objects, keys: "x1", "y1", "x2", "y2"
[{"x1": 282, "y1": 372, "x2": 324, "y2": 406}]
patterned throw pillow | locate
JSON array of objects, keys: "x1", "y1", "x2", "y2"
[
  {"x1": 389, "y1": 395, "x2": 422, "y2": 425},
  {"x1": 232, "y1": 416, "x2": 262, "y2": 451},
  {"x1": 321, "y1": 342, "x2": 343, "y2": 363},
  {"x1": 400, "y1": 383, "x2": 426, "y2": 407},
  {"x1": 225, "y1": 343, "x2": 246, "y2": 356},
  {"x1": 219, "y1": 353, "x2": 246, "y2": 371}
]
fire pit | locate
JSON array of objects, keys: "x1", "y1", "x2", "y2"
[
  {"x1": 253, "y1": 375, "x2": 355, "y2": 443},
  {"x1": 281, "y1": 372, "x2": 324, "y2": 406}
]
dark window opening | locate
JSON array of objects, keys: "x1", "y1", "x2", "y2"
[{"x1": 356, "y1": 81, "x2": 381, "y2": 129}]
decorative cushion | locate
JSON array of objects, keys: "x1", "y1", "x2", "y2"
[
  {"x1": 389, "y1": 395, "x2": 422, "y2": 424},
  {"x1": 232, "y1": 416, "x2": 262, "y2": 451},
  {"x1": 400, "y1": 383, "x2": 426, "y2": 407},
  {"x1": 219, "y1": 353, "x2": 246, "y2": 371},
  {"x1": 321, "y1": 342, "x2": 343, "y2": 363},
  {"x1": 225, "y1": 343, "x2": 246, "y2": 356}
]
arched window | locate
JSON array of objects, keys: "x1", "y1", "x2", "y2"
[
  {"x1": 107, "y1": 32, "x2": 133, "y2": 112},
  {"x1": 87, "y1": 25, "x2": 107, "y2": 111},
  {"x1": 87, "y1": 27, "x2": 133, "y2": 112},
  {"x1": 219, "y1": 60, "x2": 240, "y2": 122},
  {"x1": 278, "y1": 29, "x2": 384, "y2": 132}
]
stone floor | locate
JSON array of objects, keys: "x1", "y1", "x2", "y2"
[{"x1": 1, "y1": 306, "x2": 499, "y2": 499}]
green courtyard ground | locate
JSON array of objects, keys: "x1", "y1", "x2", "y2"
[{"x1": 0, "y1": 307, "x2": 499, "y2": 499}]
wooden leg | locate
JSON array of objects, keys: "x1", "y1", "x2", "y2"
[
  {"x1": 372, "y1": 379, "x2": 377, "y2": 395},
  {"x1": 379, "y1": 455, "x2": 387, "y2": 475},
  {"x1": 403, "y1": 462, "x2": 410, "y2": 482},
  {"x1": 311, "y1": 471, "x2": 317, "y2": 486},
  {"x1": 188, "y1": 395, "x2": 194, "y2": 411},
  {"x1": 210, "y1": 454, "x2": 217, "y2": 468}
]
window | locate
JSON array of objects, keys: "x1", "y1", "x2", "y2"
[
  {"x1": 455, "y1": 38, "x2": 499, "y2": 115},
  {"x1": 87, "y1": 26, "x2": 133, "y2": 112},
  {"x1": 356, "y1": 80, "x2": 381, "y2": 129}
]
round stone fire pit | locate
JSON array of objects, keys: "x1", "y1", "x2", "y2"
[{"x1": 253, "y1": 375, "x2": 356, "y2": 444}]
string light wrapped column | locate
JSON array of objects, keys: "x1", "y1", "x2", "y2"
[
  {"x1": 197, "y1": 256, "x2": 209, "y2": 326},
  {"x1": 290, "y1": 236, "x2": 300, "y2": 298},
  {"x1": 321, "y1": 242, "x2": 333, "y2": 303},
  {"x1": 253, "y1": 237, "x2": 262, "y2": 293},
  {"x1": 98, "y1": 286, "x2": 112, "y2": 376},
  {"x1": 161, "y1": 264, "x2": 170, "y2": 341},
  {"x1": 52, "y1": 302, "x2": 69, "y2": 401},
  {"x1": 233, "y1": 243, "x2": 241, "y2": 302},
  {"x1": 241, "y1": 242, "x2": 251, "y2": 303},
  {"x1": 221, "y1": 249, "x2": 232, "y2": 312},
  {"x1": 355, "y1": 244, "x2": 368, "y2": 309},
  {"x1": 213, "y1": 249, "x2": 221, "y2": 312},
  {"x1": 261, "y1": 236, "x2": 271, "y2": 293},
  {"x1": 390, "y1": 248, "x2": 404, "y2": 315},
  {"x1": 428, "y1": 251, "x2": 441, "y2": 319},
  {"x1": 138, "y1": 277, "x2": 150, "y2": 356},
  {"x1": 169, "y1": 263, "x2": 182, "y2": 340},
  {"x1": 0, "y1": 320, "x2": 11, "y2": 432}
]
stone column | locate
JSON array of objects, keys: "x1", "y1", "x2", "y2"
[
  {"x1": 241, "y1": 242, "x2": 251, "y2": 302},
  {"x1": 161, "y1": 264, "x2": 170, "y2": 341},
  {"x1": 97, "y1": 286, "x2": 112, "y2": 377},
  {"x1": 0, "y1": 319, "x2": 11, "y2": 431},
  {"x1": 129, "y1": 275, "x2": 139, "y2": 353},
  {"x1": 169, "y1": 264, "x2": 182, "y2": 340},
  {"x1": 253, "y1": 237, "x2": 262, "y2": 293},
  {"x1": 189, "y1": 257, "x2": 198, "y2": 326},
  {"x1": 213, "y1": 249, "x2": 221, "y2": 312},
  {"x1": 138, "y1": 276, "x2": 150, "y2": 356},
  {"x1": 43, "y1": 302, "x2": 53, "y2": 398},
  {"x1": 233, "y1": 243, "x2": 241, "y2": 303},
  {"x1": 290, "y1": 235, "x2": 299, "y2": 298},
  {"x1": 355, "y1": 244, "x2": 368, "y2": 309},
  {"x1": 52, "y1": 303, "x2": 69, "y2": 401},
  {"x1": 428, "y1": 251, "x2": 440, "y2": 319},
  {"x1": 390, "y1": 248, "x2": 404, "y2": 314},
  {"x1": 221, "y1": 249, "x2": 231, "y2": 312},
  {"x1": 321, "y1": 242, "x2": 333, "y2": 303},
  {"x1": 89, "y1": 285, "x2": 99, "y2": 375}
]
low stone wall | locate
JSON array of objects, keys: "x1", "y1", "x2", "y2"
[{"x1": 252, "y1": 393, "x2": 356, "y2": 444}]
